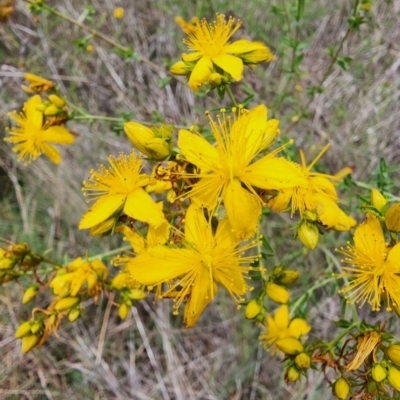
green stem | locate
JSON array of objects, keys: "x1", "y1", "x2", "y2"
[
  {"x1": 225, "y1": 86, "x2": 238, "y2": 107},
  {"x1": 73, "y1": 115, "x2": 125, "y2": 123},
  {"x1": 290, "y1": 277, "x2": 336, "y2": 315},
  {"x1": 88, "y1": 245, "x2": 131, "y2": 261},
  {"x1": 326, "y1": 322, "x2": 358, "y2": 351}
]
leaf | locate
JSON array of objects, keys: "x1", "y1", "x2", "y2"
[
  {"x1": 296, "y1": 0, "x2": 305, "y2": 21},
  {"x1": 261, "y1": 236, "x2": 274, "y2": 253}
]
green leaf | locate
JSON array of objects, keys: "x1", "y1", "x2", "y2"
[
  {"x1": 337, "y1": 56, "x2": 353, "y2": 71},
  {"x1": 293, "y1": 54, "x2": 304, "y2": 70},
  {"x1": 217, "y1": 85, "x2": 226, "y2": 100},
  {"x1": 348, "y1": 16, "x2": 366, "y2": 31},
  {"x1": 261, "y1": 236, "x2": 274, "y2": 253},
  {"x1": 280, "y1": 35, "x2": 294, "y2": 48},
  {"x1": 335, "y1": 319, "x2": 352, "y2": 329}
]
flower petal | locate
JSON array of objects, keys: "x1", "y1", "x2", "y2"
[
  {"x1": 223, "y1": 178, "x2": 261, "y2": 239},
  {"x1": 184, "y1": 205, "x2": 213, "y2": 249},
  {"x1": 245, "y1": 157, "x2": 306, "y2": 190},
  {"x1": 224, "y1": 39, "x2": 266, "y2": 54},
  {"x1": 211, "y1": 53, "x2": 243, "y2": 81},
  {"x1": 41, "y1": 143, "x2": 61, "y2": 164},
  {"x1": 42, "y1": 126, "x2": 75, "y2": 144},
  {"x1": 124, "y1": 188, "x2": 165, "y2": 227},
  {"x1": 387, "y1": 243, "x2": 400, "y2": 265},
  {"x1": 288, "y1": 318, "x2": 311, "y2": 338},
  {"x1": 188, "y1": 55, "x2": 213, "y2": 91},
  {"x1": 127, "y1": 248, "x2": 194, "y2": 285},
  {"x1": 79, "y1": 194, "x2": 125, "y2": 229},
  {"x1": 24, "y1": 95, "x2": 43, "y2": 129},
  {"x1": 188, "y1": 175, "x2": 224, "y2": 209},
  {"x1": 178, "y1": 129, "x2": 222, "y2": 171},
  {"x1": 274, "y1": 305, "x2": 290, "y2": 330},
  {"x1": 215, "y1": 218, "x2": 239, "y2": 248}
]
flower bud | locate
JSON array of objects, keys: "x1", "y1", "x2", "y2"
[
  {"x1": 145, "y1": 138, "x2": 171, "y2": 160},
  {"x1": 15, "y1": 321, "x2": 32, "y2": 339},
  {"x1": 371, "y1": 363, "x2": 387, "y2": 382},
  {"x1": 30, "y1": 321, "x2": 41, "y2": 334},
  {"x1": 333, "y1": 377, "x2": 350, "y2": 399},
  {"x1": 245, "y1": 299, "x2": 261, "y2": 319},
  {"x1": 266, "y1": 282, "x2": 290, "y2": 304},
  {"x1": 370, "y1": 189, "x2": 387, "y2": 212},
  {"x1": 68, "y1": 307, "x2": 81, "y2": 323},
  {"x1": 44, "y1": 104, "x2": 60, "y2": 116},
  {"x1": 385, "y1": 203, "x2": 400, "y2": 232},
  {"x1": 118, "y1": 303, "x2": 130, "y2": 320},
  {"x1": 170, "y1": 60, "x2": 192, "y2": 75},
  {"x1": 54, "y1": 296, "x2": 79, "y2": 311},
  {"x1": 209, "y1": 72, "x2": 222, "y2": 87},
  {"x1": 48, "y1": 94, "x2": 65, "y2": 108},
  {"x1": 295, "y1": 352, "x2": 311, "y2": 370},
  {"x1": 127, "y1": 288, "x2": 147, "y2": 300},
  {"x1": 279, "y1": 270, "x2": 300, "y2": 285},
  {"x1": 22, "y1": 285, "x2": 39, "y2": 304},
  {"x1": 388, "y1": 366, "x2": 400, "y2": 391},
  {"x1": 112, "y1": 273, "x2": 129, "y2": 290},
  {"x1": 287, "y1": 366, "x2": 300, "y2": 382},
  {"x1": 366, "y1": 380, "x2": 376, "y2": 394},
  {"x1": 124, "y1": 121, "x2": 154, "y2": 154},
  {"x1": 303, "y1": 210, "x2": 318, "y2": 222},
  {"x1": 297, "y1": 221, "x2": 319, "y2": 250},
  {"x1": 0, "y1": 254, "x2": 14, "y2": 270},
  {"x1": 21, "y1": 335, "x2": 40, "y2": 353},
  {"x1": 276, "y1": 338, "x2": 304, "y2": 355},
  {"x1": 387, "y1": 344, "x2": 400, "y2": 367}
]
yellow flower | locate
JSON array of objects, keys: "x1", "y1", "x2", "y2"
[
  {"x1": 125, "y1": 205, "x2": 259, "y2": 327},
  {"x1": 178, "y1": 105, "x2": 306, "y2": 239},
  {"x1": 113, "y1": 7, "x2": 124, "y2": 19},
  {"x1": 5, "y1": 95, "x2": 75, "y2": 164},
  {"x1": 259, "y1": 305, "x2": 311, "y2": 353},
  {"x1": 337, "y1": 214, "x2": 400, "y2": 311},
  {"x1": 21, "y1": 73, "x2": 54, "y2": 93},
  {"x1": 173, "y1": 14, "x2": 274, "y2": 91},
  {"x1": 267, "y1": 144, "x2": 356, "y2": 231},
  {"x1": 50, "y1": 257, "x2": 108, "y2": 297},
  {"x1": 79, "y1": 152, "x2": 165, "y2": 229}
]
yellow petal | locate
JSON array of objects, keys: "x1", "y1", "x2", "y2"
[
  {"x1": 119, "y1": 226, "x2": 146, "y2": 253},
  {"x1": 211, "y1": 53, "x2": 243, "y2": 81},
  {"x1": 215, "y1": 217, "x2": 239, "y2": 248},
  {"x1": 124, "y1": 188, "x2": 165, "y2": 226},
  {"x1": 24, "y1": 95, "x2": 43, "y2": 129},
  {"x1": 288, "y1": 318, "x2": 311, "y2": 338},
  {"x1": 184, "y1": 276, "x2": 217, "y2": 328},
  {"x1": 354, "y1": 214, "x2": 386, "y2": 264},
  {"x1": 189, "y1": 175, "x2": 225, "y2": 209},
  {"x1": 79, "y1": 194, "x2": 125, "y2": 229},
  {"x1": 182, "y1": 52, "x2": 202, "y2": 62},
  {"x1": 246, "y1": 157, "x2": 307, "y2": 190},
  {"x1": 261, "y1": 119, "x2": 280, "y2": 150},
  {"x1": 310, "y1": 176, "x2": 337, "y2": 200},
  {"x1": 223, "y1": 178, "x2": 261, "y2": 239},
  {"x1": 127, "y1": 248, "x2": 194, "y2": 285},
  {"x1": 41, "y1": 143, "x2": 61, "y2": 164},
  {"x1": 224, "y1": 39, "x2": 266, "y2": 54},
  {"x1": 184, "y1": 205, "x2": 213, "y2": 249},
  {"x1": 42, "y1": 126, "x2": 75, "y2": 144},
  {"x1": 387, "y1": 243, "x2": 400, "y2": 265},
  {"x1": 178, "y1": 129, "x2": 222, "y2": 171},
  {"x1": 267, "y1": 189, "x2": 292, "y2": 212},
  {"x1": 230, "y1": 105, "x2": 267, "y2": 166},
  {"x1": 274, "y1": 305, "x2": 290, "y2": 330},
  {"x1": 188, "y1": 55, "x2": 213, "y2": 91}
]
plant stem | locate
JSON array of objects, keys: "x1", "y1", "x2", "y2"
[
  {"x1": 88, "y1": 245, "x2": 131, "y2": 261},
  {"x1": 225, "y1": 86, "x2": 237, "y2": 107}
]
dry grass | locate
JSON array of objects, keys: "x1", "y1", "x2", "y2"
[{"x1": 0, "y1": 0, "x2": 400, "y2": 399}]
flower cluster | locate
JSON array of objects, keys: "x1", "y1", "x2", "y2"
[{"x1": 4, "y1": 74, "x2": 75, "y2": 164}]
